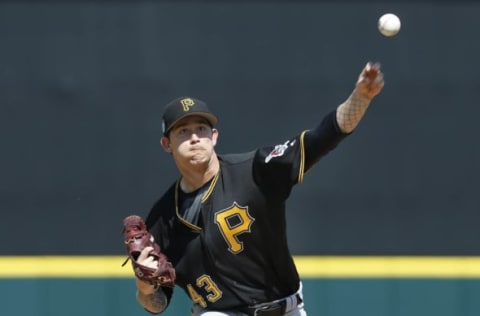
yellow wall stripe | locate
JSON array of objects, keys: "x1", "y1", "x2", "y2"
[
  {"x1": 0, "y1": 256, "x2": 130, "y2": 278},
  {"x1": 295, "y1": 256, "x2": 480, "y2": 278},
  {"x1": 1, "y1": 256, "x2": 480, "y2": 278}
]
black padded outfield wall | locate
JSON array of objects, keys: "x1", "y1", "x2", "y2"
[{"x1": 1, "y1": 1, "x2": 479, "y2": 256}]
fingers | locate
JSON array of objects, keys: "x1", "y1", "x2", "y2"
[
  {"x1": 136, "y1": 246, "x2": 159, "y2": 269},
  {"x1": 362, "y1": 62, "x2": 381, "y2": 79},
  {"x1": 137, "y1": 246, "x2": 154, "y2": 262},
  {"x1": 366, "y1": 61, "x2": 381, "y2": 72},
  {"x1": 355, "y1": 61, "x2": 385, "y2": 99},
  {"x1": 143, "y1": 258, "x2": 159, "y2": 269},
  {"x1": 363, "y1": 62, "x2": 384, "y2": 83}
]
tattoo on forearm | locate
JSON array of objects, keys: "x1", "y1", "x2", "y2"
[
  {"x1": 336, "y1": 93, "x2": 371, "y2": 133},
  {"x1": 136, "y1": 290, "x2": 168, "y2": 313}
]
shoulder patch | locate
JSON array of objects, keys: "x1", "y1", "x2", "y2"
[{"x1": 265, "y1": 140, "x2": 294, "y2": 163}]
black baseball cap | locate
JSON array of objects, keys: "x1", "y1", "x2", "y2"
[{"x1": 161, "y1": 97, "x2": 218, "y2": 136}]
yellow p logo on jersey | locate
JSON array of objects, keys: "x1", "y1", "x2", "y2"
[{"x1": 214, "y1": 202, "x2": 254, "y2": 254}]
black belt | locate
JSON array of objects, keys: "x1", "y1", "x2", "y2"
[{"x1": 239, "y1": 293, "x2": 303, "y2": 316}]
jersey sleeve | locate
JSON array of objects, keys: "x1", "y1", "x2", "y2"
[
  {"x1": 252, "y1": 110, "x2": 349, "y2": 199},
  {"x1": 303, "y1": 110, "x2": 349, "y2": 171},
  {"x1": 252, "y1": 133, "x2": 306, "y2": 200}
]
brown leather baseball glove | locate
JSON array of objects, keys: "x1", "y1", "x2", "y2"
[{"x1": 121, "y1": 215, "x2": 176, "y2": 288}]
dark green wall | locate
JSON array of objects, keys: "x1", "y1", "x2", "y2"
[
  {"x1": 1, "y1": 1, "x2": 479, "y2": 256},
  {"x1": 3, "y1": 278, "x2": 480, "y2": 316}
]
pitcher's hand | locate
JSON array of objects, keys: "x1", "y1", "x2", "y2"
[{"x1": 354, "y1": 62, "x2": 385, "y2": 100}]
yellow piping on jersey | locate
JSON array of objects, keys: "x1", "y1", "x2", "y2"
[
  {"x1": 175, "y1": 171, "x2": 220, "y2": 231},
  {"x1": 201, "y1": 171, "x2": 219, "y2": 203},
  {"x1": 297, "y1": 131, "x2": 307, "y2": 184}
]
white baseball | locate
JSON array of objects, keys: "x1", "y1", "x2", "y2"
[{"x1": 378, "y1": 13, "x2": 401, "y2": 37}]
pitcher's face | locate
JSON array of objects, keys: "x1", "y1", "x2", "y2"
[{"x1": 161, "y1": 116, "x2": 218, "y2": 166}]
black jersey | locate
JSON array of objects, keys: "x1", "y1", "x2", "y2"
[{"x1": 146, "y1": 110, "x2": 347, "y2": 310}]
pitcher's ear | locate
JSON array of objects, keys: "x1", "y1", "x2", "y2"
[
  {"x1": 212, "y1": 128, "x2": 219, "y2": 146},
  {"x1": 160, "y1": 137, "x2": 172, "y2": 153}
]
